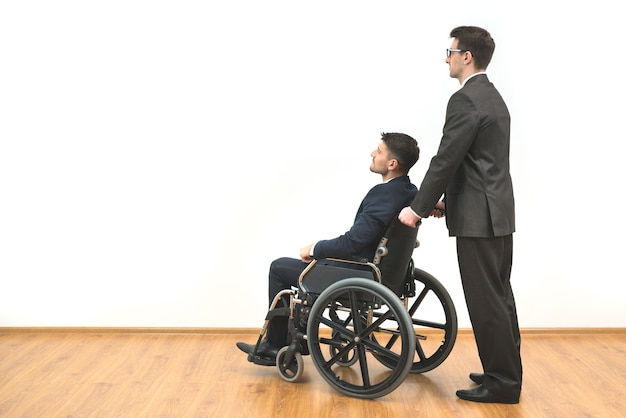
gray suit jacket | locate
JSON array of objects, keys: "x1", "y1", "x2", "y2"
[{"x1": 411, "y1": 74, "x2": 515, "y2": 237}]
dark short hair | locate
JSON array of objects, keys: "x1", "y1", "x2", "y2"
[
  {"x1": 450, "y1": 26, "x2": 495, "y2": 70},
  {"x1": 380, "y1": 132, "x2": 420, "y2": 173}
]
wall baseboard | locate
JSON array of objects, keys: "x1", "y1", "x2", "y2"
[{"x1": 1, "y1": 327, "x2": 625, "y2": 335}]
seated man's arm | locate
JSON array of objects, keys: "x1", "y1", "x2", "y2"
[{"x1": 312, "y1": 184, "x2": 403, "y2": 261}]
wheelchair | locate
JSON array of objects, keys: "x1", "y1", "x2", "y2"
[{"x1": 245, "y1": 218, "x2": 458, "y2": 399}]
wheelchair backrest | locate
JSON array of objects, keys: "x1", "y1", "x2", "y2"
[{"x1": 375, "y1": 217, "x2": 419, "y2": 296}]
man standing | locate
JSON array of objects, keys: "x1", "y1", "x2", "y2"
[{"x1": 398, "y1": 26, "x2": 522, "y2": 404}]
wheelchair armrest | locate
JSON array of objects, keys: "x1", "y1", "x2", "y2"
[
  {"x1": 327, "y1": 256, "x2": 370, "y2": 264},
  {"x1": 343, "y1": 256, "x2": 370, "y2": 263},
  {"x1": 319, "y1": 258, "x2": 380, "y2": 278}
]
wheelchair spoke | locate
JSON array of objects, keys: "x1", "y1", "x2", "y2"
[
  {"x1": 319, "y1": 301, "x2": 390, "y2": 341},
  {"x1": 409, "y1": 286, "x2": 429, "y2": 315},
  {"x1": 412, "y1": 318, "x2": 447, "y2": 330},
  {"x1": 347, "y1": 289, "x2": 373, "y2": 388},
  {"x1": 356, "y1": 339, "x2": 372, "y2": 388},
  {"x1": 362, "y1": 338, "x2": 404, "y2": 362},
  {"x1": 409, "y1": 287, "x2": 448, "y2": 330},
  {"x1": 319, "y1": 339, "x2": 358, "y2": 370},
  {"x1": 316, "y1": 308, "x2": 362, "y2": 370},
  {"x1": 415, "y1": 338, "x2": 428, "y2": 361},
  {"x1": 348, "y1": 290, "x2": 362, "y2": 330},
  {"x1": 318, "y1": 309, "x2": 404, "y2": 360},
  {"x1": 318, "y1": 312, "x2": 356, "y2": 337}
]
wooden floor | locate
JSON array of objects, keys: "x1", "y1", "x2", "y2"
[{"x1": 1, "y1": 329, "x2": 625, "y2": 417}]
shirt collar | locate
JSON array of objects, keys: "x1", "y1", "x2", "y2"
[
  {"x1": 383, "y1": 175, "x2": 407, "y2": 184},
  {"x1": 461, "y1": 71, "x2": 487, "y2": 87}
]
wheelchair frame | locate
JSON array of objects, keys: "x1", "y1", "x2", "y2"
[{"x1": 246, "y1": 220, "x2": 458, "y2": 399}]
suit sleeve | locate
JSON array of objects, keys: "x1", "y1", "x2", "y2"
[
  {"x1": 313, "y1": 185, "x2": 398, "y2": 260},
  {"x1": 411, "y1": 92, "x2": 480, "y2": 217}
]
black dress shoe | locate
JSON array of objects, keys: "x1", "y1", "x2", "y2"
[
  {"x1": 469, "y1": 372, "x2": 485, "y2": 384},
  {"x1": 236, "y1": 340, "x2": 279, "y2": 365},
  {"x1": 236, "y1": 341, "x2": 256, "y2": 355},
  {"x1": 456, "y1": 385, "x2": 519, "y2": 404}
]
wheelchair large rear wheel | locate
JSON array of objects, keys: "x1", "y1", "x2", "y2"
[
  {"x1": 306, "y1": 278, "x2": 415, "y2": 399},
  {"x1": 372, "y1": 268, "x2": 457, "y2": 373}
]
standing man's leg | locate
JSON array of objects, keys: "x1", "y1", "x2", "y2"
[{"x1": 456, "y1": 235, "x2": 522, "y2": 399}]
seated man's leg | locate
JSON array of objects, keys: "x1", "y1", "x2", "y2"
[
  {"x1": 266, "y1": 257, "x2": 309, "y2": 348},
  {"x1": 236, "y1": 257, "x2": 309, "y2": 362}
]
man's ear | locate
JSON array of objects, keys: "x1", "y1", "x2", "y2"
[{"x1": 388, "y1": 159, "x2": 399, "y2": 170}]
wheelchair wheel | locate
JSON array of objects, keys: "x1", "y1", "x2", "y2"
[
  {"x1": 276, "y1": 346, "x2": 304, "y2": 383},
  {"x1": 328, "y1": 335, "x2": 358, "y2": 367},
  {"x1": 307, "y1": 278, "x2": 414, "y2": 399},
  {"x1": 372, "y1": 268, "x2": 457, "y2": 373}
]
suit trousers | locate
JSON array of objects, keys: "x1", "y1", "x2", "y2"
[
  {"x1": 456, "y1": 235, "x2": 522, "y2": 397},
  {"x1": 266, "y1": 257, "x2": 309, "y2": 348},
  {"x1": 265, "y1": 257, "x2": 370, "y2": 348}
]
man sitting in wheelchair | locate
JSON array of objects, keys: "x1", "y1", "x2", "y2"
[{"x1": 236, "y1": 132, "x2": 420, "y2": 365}]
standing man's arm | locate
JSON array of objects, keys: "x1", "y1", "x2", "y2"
[
  {"x1": 399, "y1": 92, "x2": 479, "y2": 227},
  {"x1": 398, "y1": 206, "x2": 422, "y2": 227}
]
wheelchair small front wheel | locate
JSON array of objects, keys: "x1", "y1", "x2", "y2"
[{"x1": 276, "y1": 346, "x2": 304, "y2": 383}]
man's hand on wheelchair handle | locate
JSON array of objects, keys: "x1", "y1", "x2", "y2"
[
  {"x1": 398, "y1": 206, "x2": 421, "y2": 228},
  {"x1": 431, "y1": 201, "x2": 446, "y2": 218}
]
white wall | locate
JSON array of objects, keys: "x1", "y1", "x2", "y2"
[{"x1": 1, "y1": 1, "x2": 624, "y2": 328}]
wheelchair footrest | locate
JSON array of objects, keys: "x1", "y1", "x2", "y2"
[{"x1": 247, "y1": 353, "x2": 276, "y2": 367}]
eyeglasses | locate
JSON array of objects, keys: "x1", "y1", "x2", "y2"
[{"x1": 446, "y1": 48, "x2": 470, "y2": 58}]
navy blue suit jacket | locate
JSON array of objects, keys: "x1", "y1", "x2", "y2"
[{"x1": 313, "y1": 175, "x2": 417, "y2": 261}]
